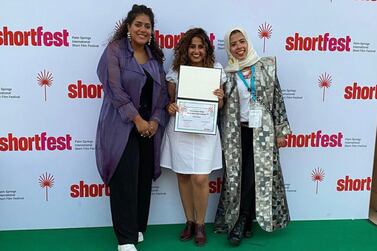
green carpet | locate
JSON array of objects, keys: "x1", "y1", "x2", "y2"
[{"x1": 0, "y1": 220, "x2": 376, "y2": 251}]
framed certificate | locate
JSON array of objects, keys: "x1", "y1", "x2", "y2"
[
  {"x1": 174, "y1": 65, "x2": 222, "y2": 135},
  {"x1": 174, "y1": 99, "x2": 218, "y2": 135}
]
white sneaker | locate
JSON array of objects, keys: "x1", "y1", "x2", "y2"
[
  {"x1": 138, "y1": 232, "x2": 144, "y2": 242},
  {"x1": 118, "y1": 244, "x2": 137, "y2": 251}
]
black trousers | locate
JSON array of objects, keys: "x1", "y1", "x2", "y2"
[
  {"x1": 109, "y1": 128, "x2": 154, "y2": 245},
  {"x1": 239, "y1": 126, "x2": 256, "y2": 224}
]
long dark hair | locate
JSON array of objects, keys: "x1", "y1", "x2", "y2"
[
  {"x1": 111, "y1": 4, "x2": 164, "y2": 63},
  {"x1": 172, "y1": 28, "x2": 215, "y2": 72}
]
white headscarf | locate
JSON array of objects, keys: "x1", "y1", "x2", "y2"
[{"x1": 224, "y1": 27, "x2": 260, "y2": 73}]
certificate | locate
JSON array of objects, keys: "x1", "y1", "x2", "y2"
[
  {"x1": 174, "y1": 99, "x2": 218, "y2": 135},
  {"x1": 174, "y1": 65, "x2": 222, "y2": 135}
]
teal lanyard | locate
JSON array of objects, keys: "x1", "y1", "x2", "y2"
[{"x1": 237, "y1": 66, "x2": 256, "y2": 101}]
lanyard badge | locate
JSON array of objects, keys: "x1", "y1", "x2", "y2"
[{"x1": 237, "y1": 66, "x2": 263, "y2": 128}]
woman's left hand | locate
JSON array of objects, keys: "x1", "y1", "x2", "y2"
[
  {"x1": 213, "y1": 88, "x2": 224, "y2": 101},
  {"x1": 276, "y1": 137, "x2": 285, "y2": 148},
  {"x1": 148, "y1": 120, "x2": 159, "y2": 138}
]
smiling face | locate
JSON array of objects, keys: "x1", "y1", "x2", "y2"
[
  {"x1": 127, "y1": 13, "x2": 152, "y2": 48},
  {"x1": 229, "y1": 31, "x2": 248, "y2": 60},
  {"x1": 188, "y1": 36, "x2": 207, "y2": 66}
]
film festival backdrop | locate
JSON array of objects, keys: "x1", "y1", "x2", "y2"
[{"x1": 0, "y1": 0, "x2": 376, "y2": 230}]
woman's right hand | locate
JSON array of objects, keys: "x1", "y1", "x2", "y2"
[
  {"x1": 167, "y1": 102, "x2": 179, "y2": 116},
  {"x1": 133, "y1": 115, "x2": 151, "y2": 137}
]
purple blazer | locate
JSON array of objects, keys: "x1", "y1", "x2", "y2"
[{"x1": 96, "y1": 38, "x2": 168, "y2": 185}]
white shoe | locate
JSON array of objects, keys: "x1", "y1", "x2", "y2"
[
  {"x1": 118, "y1": 244, "x2": 137, "y2": 251},
  {"x1": 138, "y1": 232, "x2": 144, "y2": 242}
]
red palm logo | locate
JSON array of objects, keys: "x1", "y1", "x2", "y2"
[
  {"x1": 39, "y1": 172, "x2": 55, "y2": 201},
  {"x1": 37, "y1": 70, "x2": 53, "y2": 101},
  {"x1": 318, "y1": 73, "x2": 332, "y2": 102},
  {"x1": 258, "y1": 22, "x2": 272, "y2": 53},
  {"x1": 311, "y1": 167, "x2": 325, "y2": 194}
]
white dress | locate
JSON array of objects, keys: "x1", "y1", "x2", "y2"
[{"x1": 160, "y1": 62, "x2": 227, "y2": 174}]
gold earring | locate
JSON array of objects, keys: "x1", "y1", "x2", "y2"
[
  {"x1": 148, "y1": 36, "x2": 152, "y2": 45},
  {"x1": 127, "y1": 32, "x2": 131, "y2": 41}
]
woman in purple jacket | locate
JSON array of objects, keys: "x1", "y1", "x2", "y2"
[{"x1": 95, "y1": 4, "x2": 168, "y2": 251}]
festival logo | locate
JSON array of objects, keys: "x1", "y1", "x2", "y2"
[
  {"x1": 0, "y1": 26, "x2": 69, "y2": 47},
  {"x1": 285, "y1": 33, "x2": 351, "y2": 52},
  {"x1": 336, "y1": 176, "x2": 372, "y2": 191},
  {"x1": 344, "y1": 82, "x2": 377, "y2": 100},
  {"x1": 318, "y1": 73, "x2": 332, "y2": 102},
  {"x1": 282, "y1": 131, "x2": 366, "y2": 149},
  {"x1": 70, "y1": 181, "x2": 110, "y2": 198},
  {"x1": 67, "y1": 80, "x2": 103, "y2": 99},
  {"x1": 0, "y1": 132, "x2": 73, "y2": 151},
  {"x1": 0, "y1": 25, "x2": 98, "y2": 48},
  {"x1": 311, "y1": 167, "x2": 325, "y2": 194},
  {"x1": 282, "y1": 130, "x2": 343, "y2": 148},
  {"x1": 285, "y1": 32, "x2": 375, "y2": 53},
  {"x1": 37, "y1": 70, "x2": 53, "y2": 101},
  {"x1": 154, "y1": 30, "x2": 216, "y2": 49},
  {"x1": 39, "y1": 172, "x2": 54, "y2": 201},
  {"x1": 258, "y1": 22, "x2": 272, "y2": 53}
]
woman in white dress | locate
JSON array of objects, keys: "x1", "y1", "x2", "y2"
[{"x1": 160, "y1": 28, "x2": 226, "y2": 246}]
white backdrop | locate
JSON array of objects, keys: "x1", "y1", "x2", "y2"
[{"x1": 0, "y1": 0, "x2": 376, "y2": 230}]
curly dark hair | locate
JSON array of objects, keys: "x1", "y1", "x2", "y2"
[
  {"x1": 110, "y1": 4, "x2": 164, "y2": 63},
  {"x1": 172, "y1": 28, "x2": 215, "y2": 72}
]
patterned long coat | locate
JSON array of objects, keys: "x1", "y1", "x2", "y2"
[{"x1": 214, "y1": 57, "x2": 291, "y2": 232}]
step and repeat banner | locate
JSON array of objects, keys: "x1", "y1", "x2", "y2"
[{"x1": 1, "y1": 0, "x2": 376, "y2": 230}]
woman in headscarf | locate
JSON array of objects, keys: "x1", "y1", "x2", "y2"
[{"x1": 214, "y1": 27, "x2": 291, "y2": 246}]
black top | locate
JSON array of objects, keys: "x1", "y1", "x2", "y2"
[{"x1": 138, "y1": 69, "x2": 154, "y2": 120}]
